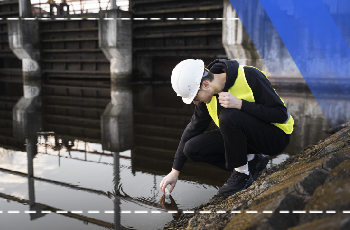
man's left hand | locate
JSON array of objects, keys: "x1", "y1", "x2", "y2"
[{"x1": 218, "y1": 92, "x2": 242, "y2": 109}]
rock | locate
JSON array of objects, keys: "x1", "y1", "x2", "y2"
[
  {"x1": 325, "y1": 160, "x2": 350, "y2": 183},
  {"x1": 289, "y1": 214, "x2": 350, "y2": 230},
  {"x1": 299, "y1": 169, "x2": 328, "y2": 196},
  {"x1": 263, "y1": 194, "x2": 304, "y2": 230},
  {"x1": 324, "y1": 123, "x2": 350, "y2": 134},
  {"x1": 251, "y1": 171, "x2": 312, "y2": 206},
  {"x1": 224, "y1": 194, "x2": 304, "y2": 230},
  {"x1": 324, "y1": 153, "x2": 350, "y2": 171},
  {"x1": 251, "y1": 161, "x2": 330, "y2": 207},
  {"x1": 300, "y1": 178, "x2": 350, "y2": 225},
  {"x1": 340, "y1": 218, "x2": 350, "y2": 230},
  {"x1": 338, "y1": 145, "x2": 350, "y2": 156}
]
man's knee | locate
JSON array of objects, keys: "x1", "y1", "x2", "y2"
[
  {"x1": 183, "y1": 139, "x2": 201, "y2": 162},
  {"x1": 219, "y1": 109, "x2": 245, "y2": 126}
]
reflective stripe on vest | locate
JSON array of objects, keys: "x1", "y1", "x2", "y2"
[{"x1": 206, "y1": 65, "x2": 294, "y2": 134}]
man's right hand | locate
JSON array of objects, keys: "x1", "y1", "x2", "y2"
[{"x1": 159, "y1": 168, "x2": 180, "y2": 194}]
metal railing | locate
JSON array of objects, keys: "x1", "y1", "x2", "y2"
[{"x1": 30, "y1": 0, "x2": 129, "y2": 17}]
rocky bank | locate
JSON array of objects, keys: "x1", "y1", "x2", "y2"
[{"x1": 163, "y1": 121, "x2": 350, "y2": 230}]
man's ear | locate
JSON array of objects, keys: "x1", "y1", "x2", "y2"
[{"x1": 202, "y1": 80, "x2": 210, "y2": 89}]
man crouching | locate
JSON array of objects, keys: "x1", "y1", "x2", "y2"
[{"x1": 160, "y1": 59, "x2": 293, "y2": 196}]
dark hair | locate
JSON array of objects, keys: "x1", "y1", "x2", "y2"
[{"x1": 200, "y1": 71, "x2": 214, "y2": 87}]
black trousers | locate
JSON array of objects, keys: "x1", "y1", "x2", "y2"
[{"x1": 183, "y1": 109, "x2": 291, "y2": 171}]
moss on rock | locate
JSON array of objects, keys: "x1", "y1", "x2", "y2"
[
  {"x1": 290, "y1": 214, "x2": 350, "y2": 230},
  {"x1": 325, "y1": 160, "x2": 350, "y2": 183}
]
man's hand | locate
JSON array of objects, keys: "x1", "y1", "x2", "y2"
[
  {"x1": 159, "y1": 168, "x2": 179, "y2": 194},
  {"x1": 218, "y1": 92, "x2": 242, "y2": 109}
]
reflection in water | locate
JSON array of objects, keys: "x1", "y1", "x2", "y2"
[
  {"x1": 27, "y1": 136, "x2": 48, "y2": 220},
  {"x1": 11, "y1": 74, "x2": 45, "y2": 218},
  {"x1": 160, "y1": 195, "x2": 181, "y2": 220},
  {"x1": 0, "y1": 77, "x2": 349, "y2": 229}
]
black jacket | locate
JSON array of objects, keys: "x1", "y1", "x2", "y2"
[{"x1": 172, "y1": 59, "x2": 289, "y2": 171}]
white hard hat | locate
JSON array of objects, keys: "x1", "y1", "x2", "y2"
[{"x1": 171, "y1": 59, "x2": 207, "y2": 104}]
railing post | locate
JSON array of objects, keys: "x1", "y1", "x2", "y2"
[
  {"x1": 111, "y1": 0, "x2": 117, "y2": 10},
  {"x1": 19, "y1": 0, "x2": 33, "y2": 18}
]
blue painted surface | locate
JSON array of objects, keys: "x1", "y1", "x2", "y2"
[{"x1": 229, "y1": 0, "x2": 350, "y2": 127}]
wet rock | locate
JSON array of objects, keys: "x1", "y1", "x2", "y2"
[
  {"x1": 300, "y1": 178, "x2": 350, "y2": 225},
  {"x1": 324, "y1": 153, "x2": 350, "y2": 170},
  {"x1": 251, "y1": 171, "x2": 312, "y2": 206},
  {"x1": 338, "y1": 145, "x2": 350, "y2": 155},
  {"x1": 289, "y1": 214, "x2": 350, "y2": 230},
  {"x1": 324, "y1": 123, "x2": 350, "y2": 134},
  {"x1": 324, "y1": 141, "x2": 349, "y2": 155},
  {"x1": 251, "y1": 159, "x2": 331, "y2": 207},
  {"x1": 299, "y1": 169, "x2": 328, "y2": 195},
  {"x1": 224, "y1": 194, "x2": 304, "y2": 230},
  {"x1": 340, "y1": 218, "x2": 350, "y2": 230},
  {"x1": 264, "y1": 194, "x2": 304, "y2": 230},
  {"x1": 325, "y1": 160, "x2": 350, "y2": 183}
]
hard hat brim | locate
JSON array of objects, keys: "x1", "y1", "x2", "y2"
[{"x1": 182, "y1": 92, "x2": 197, "y2": 104}]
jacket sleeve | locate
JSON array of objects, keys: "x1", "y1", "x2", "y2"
[
  {"x1": 240, "y1": 67, "x2": 289, "y2": 124},
  {"x1": 172, "y1": 102, "x2": 212, "y2": 171}
]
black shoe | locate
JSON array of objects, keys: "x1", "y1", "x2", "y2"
[
  {"x1": 217, "y1": 170, "x2": 253, "y2": 196},
  {"x1": 248, "y1": 154, "x2": 269, "y2": 181}
]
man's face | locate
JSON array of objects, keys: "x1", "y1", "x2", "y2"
[{"x1": 193, "y1": 81, "x2": 214, "y2": 104}]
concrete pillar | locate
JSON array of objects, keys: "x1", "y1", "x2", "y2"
[
  {"x1": 99, "y1": 9, "x2": 132, "y2": 81},
  {"x1": 222, "y1": 0, "x2": 301, "y2": 78},
  {"x1": 19, "y1": 0, "x2": 33, "y2": 18},
  {"x1": 222, "y1": 0, "x2": 265, "y2": 69},
  {"x1": 7, "y1": 19, "x2": 41, "y2": 78},
  {"x1": 13, "y1": 78, "x2": 42, "y2": 139},
  {"x1": 101, "y1": 84, "x2": 133, "y2": 153}
]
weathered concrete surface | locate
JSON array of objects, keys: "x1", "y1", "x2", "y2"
[
  {"x1": 7, "y1": 19, "x2": 40, "y2": 78},
  {"x1": 99, "y1": 9, "x2": 132, "y2": 81},
  {"x1": 222, "y1": 0, "x2": 263, "y2": 69},
  {"x1": 163, "y1": 121, "x2": 350, "y2": 230},
  {"x1": 222, "y1": 0, "x2": 302, "y2": 79}
]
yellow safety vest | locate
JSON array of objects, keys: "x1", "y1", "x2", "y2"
[{"x1": 206, "y1": 65, "x2": 294, "y2": 134}]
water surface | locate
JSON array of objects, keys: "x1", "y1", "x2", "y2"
[{"x1": 0, "y1": 77, "x2": 349, "y2": 229}]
